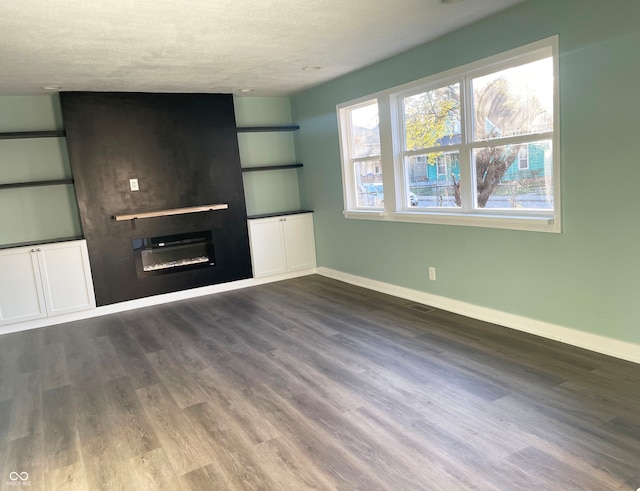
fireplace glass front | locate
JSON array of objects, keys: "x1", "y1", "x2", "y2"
[{"x1": 132, "y1": 230, "x2": 215, "y2": 278}]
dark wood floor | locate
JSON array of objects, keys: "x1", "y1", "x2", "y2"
[{"x1": 1, "y1": 275, "x2": 639, "y2": 490}]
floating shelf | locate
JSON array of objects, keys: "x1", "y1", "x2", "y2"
[
  {"x1": 0, "y1": 130, "x2": 66, "y2": 140},
  {"x1": 241, "y1": 163, "x2": 303, "y2": 173},
  {"x1": 0, "y1": 178, "x2": 74, "y2": 190},
  {"x1": 236, "y1": 125, "x2": 299, "y2": 133},
  {"x1": 247, "y1": 209, "x2": 313, "y2": 220},
  {"x1": 114, "y1": 203, "x2": 229, "y2": 221}
]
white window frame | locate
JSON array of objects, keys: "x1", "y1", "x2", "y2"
[
  {"x1": 337, "y1": 98, "x2": 385, "y2": 215},
  {"x1": 337, "y1": 36, "x2": 560, "y2": 233}
]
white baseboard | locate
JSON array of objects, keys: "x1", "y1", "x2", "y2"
[
  {"x1": 316, "y1": 267, "x2": 640, "y2": 365},
  {"x1": 0, "y1": 268, "x2": 317, "y2": 337},
  {"x1": 5, "y1": 265, "x2": 639, "y2": 365}
]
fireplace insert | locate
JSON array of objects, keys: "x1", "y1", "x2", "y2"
[{"x1": 132, "y1": 230, "x2": 215, "y2": 278}]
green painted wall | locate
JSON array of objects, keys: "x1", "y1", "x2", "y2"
[
  {"x1": 0, "y1": 95, "x2": 82, "y2": 245},
  {"x1": 0, "y1": 95, "x2": 63, "y2": 132},
  {"x1": 291, "y1": 0, "x2": 640, "y2": 344}
]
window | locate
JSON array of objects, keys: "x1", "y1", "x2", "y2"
[
  {"x1": 337, "y1": 100, "x2": 383, "y2": 210},
  {"x1": 402, "y1": 82, "x2": 462, "y2": 209},
  {"x1": 337, "y1": 37, "x2": 559, "y2": 232},
  {"x1": 467, "y1": 57, "x2": 553, "y2": 211},
  {"x1": 518, "y1": 146, "x2": 529, "y2": 170}
]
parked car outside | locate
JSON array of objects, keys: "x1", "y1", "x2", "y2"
[
  {"x1": 409, "y1": 191, "x2": 418, "y2": 206},
  {"x1": 363, "y1": 183, "x2": 418, "y2": 207}
]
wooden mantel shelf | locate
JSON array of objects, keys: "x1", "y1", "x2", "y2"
[{"x1": 113, "y1": 203, "x2": 228, "y2": 221}]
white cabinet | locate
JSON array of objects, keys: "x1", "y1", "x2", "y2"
[
  {"x1": 0, "y1": 239, "x2": 96, "y2": 325},
  {"x1": 0, "y1": 246, "x2": 46, "y2": 324},
  {"x1": 248, "y1": 213, "x2": 317, "y2": 278}
]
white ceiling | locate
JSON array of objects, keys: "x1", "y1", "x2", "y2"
[{"x1": 0, "y1": 0, "x2": 526, "y2": 96}]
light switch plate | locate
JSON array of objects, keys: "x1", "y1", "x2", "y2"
[{"x1": 129, "y1": 178, "x2": 139, "y2": 191}]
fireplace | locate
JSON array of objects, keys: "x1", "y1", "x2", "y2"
[
  {"x1": 132, "y1": 230, "x2": 215, "y2": 278},
  {"x1": 62, "y1": 92, "x2": 252, "y2": 305}
]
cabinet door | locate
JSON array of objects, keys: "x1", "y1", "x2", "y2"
[
  {"x1": 0, "y1": 247, "x2": 47, "y2": 325},
  {"x1": 37, "y1": 240, "x2": 96, "y2": 316},
  {"x1": 248, "y1": 218, "x2": 287, "y2": 277},
  {"x1": 282, "y1": 213, "x2": 317, "y2": 272}
]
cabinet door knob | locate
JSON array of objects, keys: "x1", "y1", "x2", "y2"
[
  {"x1": 37, "y1": 248, "x2": 42, "y2": 252},
  {"x1": 31, "y1": 248, "x2": 36, "y2": 253}
]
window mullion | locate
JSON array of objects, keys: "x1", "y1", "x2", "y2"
[
  {"x1": 376, "y1": 96, "x2": 395, "y2": 212},
  {"x1": 471, "y1": 131, "x2": 554, "y2": 148},
  {"x1": 458, "y1": 75, "x2": 473, "y2": 212}
]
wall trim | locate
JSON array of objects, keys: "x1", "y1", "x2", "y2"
[
  {"x1": 316, "y1": 267, "x2": 640, "y2": 365},
  {"x1": 0, "y1": 268, "x2": 317, "y2": 337}
]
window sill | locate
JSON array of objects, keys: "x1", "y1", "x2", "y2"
[
  {"x1": 343, "y1": 210, "x2": 386, "y2": 220},
  {"x1": 344, "y1": 209, "x2": 559, "y2": 233}
]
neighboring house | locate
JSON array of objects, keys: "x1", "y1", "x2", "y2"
[
  {"x1": 410, "y1": 135, "x2": 549, "y2": 187},
  {"x1": 502, "y1": 141, "x2": 550, "y2": 181},
  {"x1": 355, "y1": 119, "x2": 549, "y2": 197}
]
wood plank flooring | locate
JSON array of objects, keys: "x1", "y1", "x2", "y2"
[{"x1": 1, "y1": 274, "x2": 639, "y2": 490}]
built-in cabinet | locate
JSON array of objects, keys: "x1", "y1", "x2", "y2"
[
  {"x1": 236, "y1": 97, "x2": 317, "y2": 279},
  {"x1": 0, "y1": 239, "x2": 95, "y2": 325},
  {"x1": 248, "y1": 212, "x2": 316, "y2": 278}
]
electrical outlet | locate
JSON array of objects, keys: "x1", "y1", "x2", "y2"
[
  {"x1": 129, "y1": 178, "x2": 139, "y2": 191},
  {"x1": 428, "y1": 266, "x2": 436, "y2": 281}
]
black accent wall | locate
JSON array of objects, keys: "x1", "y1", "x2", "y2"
[{"x1": 61, "y1": 92, "x2": 252, "y2": 306}]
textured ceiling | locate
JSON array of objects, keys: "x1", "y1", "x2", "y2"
[{"x1": 0, "y1": 0, "x2": 526, "y2": 96}]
